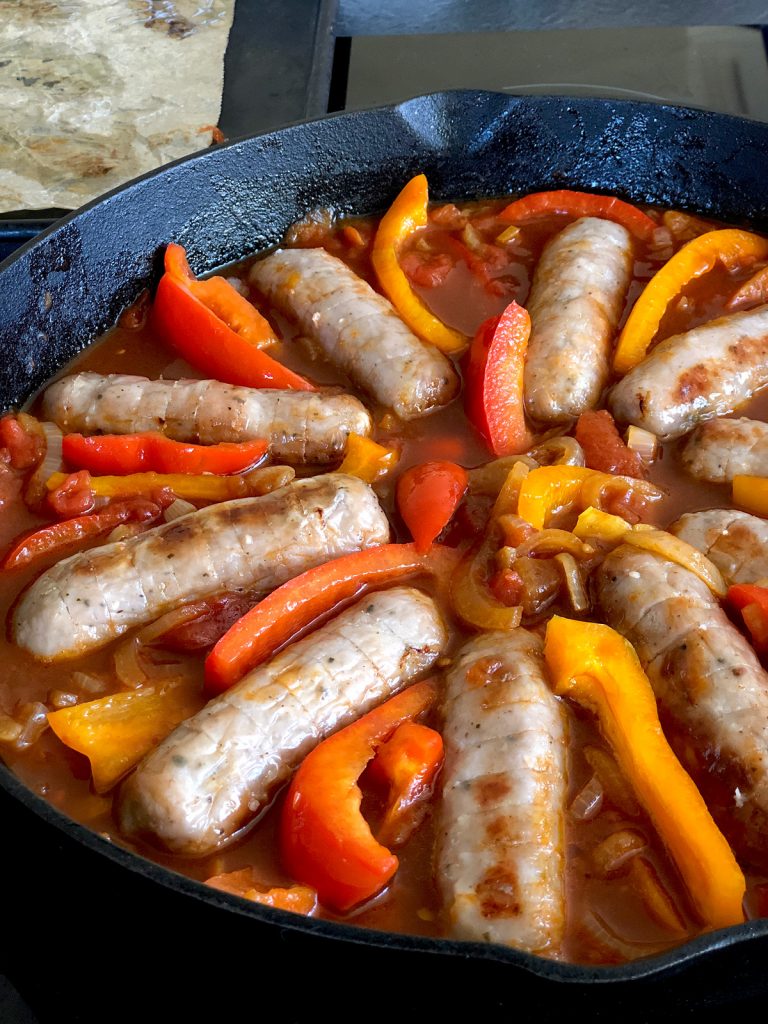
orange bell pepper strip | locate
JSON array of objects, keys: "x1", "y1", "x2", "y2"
[
  {"x1": 464, "y1": 301, "x2": 531, "y2": 457},
  {"x1": 544, "y1": 616, "x2": 745, "y2": 931},
  {"x1": 205, "y1": 868, "x2": 317, "y2": 915},
  {"x1": 369, "y1": 721, "x2": 444, "y2": 847},
  {"x1": 280, "y1": 680, "x2": 437, "y2": 912},
  {"x1": 47, "y1": 678, "x2": 205, "y2": 793},
  {"x1": 727, "y1": 264, "x2": 768, "y2": 311},
  {"x1": 337, "y1": 434, "x2": 399, "y2": 483},
  {"x1": 396, "y1": 460, "x2": 467, "y2": 553},
  {"x1": 498, "y1": 189, "x2": 657, "y2": 241},
  {"x1": 727, "y1": 583, "x2": 768, "y2": 654},
  {"x1": 47, "y1": 468, "x2": 277, "y2": 503},
  {"x1": 2, "y1": 496, "x2": 165, "y2": 570},
  {"x1": 205, "y1": 543, "x2": 456, "y2": 695},
  {"x1": 152, "y1": 243, "x2": 314, "y2": 391},
  {"x1": 733, "y1": 474, "x2": 768, "y2": 517},
  {"x1": 62, "y1": 432, "x2": 268, "y2": 476},
  {"x1": 371, "y1": 174, "x2": 467, "y2": 354},
  {"x1": 614, "y1": 229, "x2": 768, "y2": 374}
]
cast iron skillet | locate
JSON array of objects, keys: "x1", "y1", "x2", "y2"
[{"x1": 2, "y1": 91, "x2": 768, "y2": 1021}]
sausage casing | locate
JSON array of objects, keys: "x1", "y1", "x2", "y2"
[
  {"x1": 249, "y1": 247, "x2": 459, "y2": 419},
  {"x1": 670, "y1": 508, "x2": 768, "y2": 586},
  {"x1": 13, "y1": 473, "x2": 389, "y2": 661},
  {"x1": 437, "y1": 630, "x2": 567, "y2": 954},
  {"x1": 41, "y1": 372, "x2": 372, "y2": 465},
  {"x1": 118, "y1": 587, "x2": 448, "y2": 855},
  {"x1": 609, "y1": 305, "x2": 768, "y2": 440},
  {"x1": 524, "y1": 217, "x2": 633, "y2": 423},
  {"x1": 680, "y1": 417, "x2": 768, "y2": 483}
]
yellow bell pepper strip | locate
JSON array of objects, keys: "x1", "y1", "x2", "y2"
[
  {"x1": 46, "y1": 467, "x2": 289, "y2": 503},
  {"x1": 733, "y1": 474, "x2": 768, "y2": 517},
  {"x1": 614, "y1": 229, "x2": 768, "y2": 375},
  {"x1": 464, "y1": 301, "x2": 532, "y2": 457},
  {"x1": 205, "y1": 868, "x2": 317, "y2": 915},
  {"x1": 498, "y1": 190, "x2": 658, "y2": 241},
  {"x1": 337, "y1": 433, "x2": 399, "y2": 483},
  {"x1": 62, "y1": 432, "x2": 268, "y2": 476},
  {"x1": 573, "y1": 506, "x2": 727, "y2": 596},
  {"x1": 280, "y1": 680, "x2": 437, "y2": 912},
  {"x1": 371, "y1": 174, "x2": 467, "y2": 354},
  {"x1": 369, "y1": 720, "x2": 444, "y2": 848},
  {"x1": 517, "y1": 466, "x2": 594, "y2": 529},
  {"x1": 544, "y1": 616, "x2": 746, "y2": 931},
  {"x1": 152, "y1": 243, "x2": 314, "y2": 391},
  {"x1": 727, "y1": 264, "x2": 768, "y2": 311},
  {"x1": 396, "y1": 460, "x2": 468, "y2": 553},
  {"x1": 47, "y1": 678, "x2": 205, "y2": 793},
  {"x1": 205, "y1": 543, "x2": 457, "y2": 695}
]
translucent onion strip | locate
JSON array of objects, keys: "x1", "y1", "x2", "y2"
[
  {"x1": 625, "y1": 426, "x2": 659, "y2": 462},
  {"x1": 25, "y1": 421, "x2": 63, "y2": 506},
  {"x1": 451, "y1": 540, "x2": 522, "y2": 631},
  {"x1": 570, "y1": 774, "x2": 604, "y2": 820},
  {"x1": 468, "y1": 454, "x2": 538, "y2": 496},
  {"x1": 516, "y1": 529, "x2": 594, "y2": 561},
  {"x1": 555, "y1": 552, "x2": 590, "y2": 612},
  {"x1": 528, "y1": 435, "x2": 585, "y2": 468},
  {"x1": 164, "y1": 498, "x2": 197, "y2": 522}
]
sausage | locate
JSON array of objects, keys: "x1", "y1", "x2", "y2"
[
  {"x1": 41, "y1": 372, "x2": 372, "y2": 465},
  {"x1": 670, "y1": 509, "x2": 768, "y2": 586},
  {"x1": 680, "y1": 417, "x2": 768, "y2": 483},
  {"x1": 437, "y1": 630, "x2": 567, "y2": 954},
  {"x1": 249, "y1": 247, "x2": 459, "y2": 420},
  {"x1": 596, "y1": 545, "x2": 768, "y2": 860},
  {"x1": 13, "y1": 473, "x2": 389, "y2": 661},
  {"x1": 118, "y1": 586, "x2": 447, "y2": 855},
  {"x1": 609, "y1": 305, "x2": 768, "y2": 440},
  {"x1": 524, "y1": 217, "x2": 633, "y2": 423}
]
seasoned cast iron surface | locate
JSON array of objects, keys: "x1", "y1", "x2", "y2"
[{"x1": 2, "y1": 91, "x2": 768, "y2": 1014}]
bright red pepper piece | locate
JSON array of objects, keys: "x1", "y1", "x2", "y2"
[
  {"x1": 62, "y1": 432, "x2": 268, "y2": 476},
  {"x1": 464, "y1": 301, "x2": 531, "y2": 457},
  {"x1": 152, "y1": 243, "x2": 314, "y2": 391},
  {"x1": 205, "y1": 543, "x2": 456, "y2": 695},
  {"x1": 369, "y1": 721, "x2": 444, "y2": 848},
  {"x1": 2, "y1": 497, "x2": 164, "y2": 569},
  {"x1": 280, "y1": 681, "x2": 437, "y2": 912},
  {"x1": 499, "y1": 189, "x2": 658, "y2": 241},
  {"x1": 396, "y1": 461, "x2": 468, "y2": 554},
  {"x1": 727, "y1": 584, "x2": 768, "y2": 653}
]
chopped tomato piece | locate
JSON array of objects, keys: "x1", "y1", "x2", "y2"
[{"x1": 575, "y1": 410, "x2": 646, "y2": 478}]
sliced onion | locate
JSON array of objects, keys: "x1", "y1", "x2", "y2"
[
  {"x1": 580, "y1": 911, "x2": 672, "y2": 961},
  {"x1": 625, "y1": 527, "x2": 727, "y2": 597},
  {"x1": 555, "y1": 552, "x2": 590, "y2": 612},
  {"x1": 24, "y1": 421, "x2": 63, "y2": 506},
  {"x1": 570, "y1": 774, "x2": 604, "y2": 820},
  {"x1": 107, "y1": 523, "x2": 152, "y2": 543},
  {"x1": 468, "y1": 455, "x2": 539, "y2": 496},
  {"x1": 452, "y1": 539, "x2": 523, "y2": 631},
  {"x1": 495, "y1": 513, "x2": 537, "y2": 547},
  {"x1": 137, "y1": 602, "x2": 212, "y2": 645},
  {"x1": 15, "y1": 701, "x2": 49, "y2": 749},
  {"x1": 625, "y1": 426, "x2": 659, "y2": 462},
  {"x1": 579, "y1": 474, "x2": 664, "y2": 518},
  {"x1": 527, "y1": 436, "x2": 585, "y2": 467},
  {"x1": 71, "y1": 672, "x2": 109, "y2": 695},
  {"x1": 0, "y1": 713, "x2": 23, "y2": 745},
  {"x1": 164, "y1": 498, "x2": 197, "y2": 522},
  {"x1": 592, "y1": 829, "x2": 646, "y2": 878},
  {"x1": 48, "y1": 689, "x2": 79, "y2": 709},
  {"x1": 491, "y1": 462, "x2": 532, "y2": 518},
  {"x1": 113, "y1": 636, "x2": 147, "y2": 689},
  {"x1": 461, "y1": 222, "x2": 486, "y2": 254},
  {"x1": 244, "y1": 465, "x2": 295, "y2": 495},
  {"x1": 516, "y1": 529, "x2": 594, "y2": 561}
]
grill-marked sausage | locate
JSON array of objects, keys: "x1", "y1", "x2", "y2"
[
  {"x1": 249, "y1": 247, "x2": 459, "y2": 419},
  {"x1": 609, "y1": 305, "x2": 768, "y2": 440},
  {"x1": 597, "y1": 545, "x2": 768, "y2": 860},
  {"x1": 524, "y1": 217, "x2": 633, "y2": 423},
  {"x1": 670, "y1": 509, "x2": 768, "y2": 586},
  {"x1": 437, "y1": 630, "x2": 567, "y2": 954},
  {"x1": 13, "y1": 474, "x2": 389, "y2": 661},
  {"x1": 680, "y1": 417, "x2": 768, "y2": 483},
  {"x1": 118, "y1": 586, "x2": 447, "y2": 856},
  {"x1": 41, "y1": 372, "x2": 372, "y2": 465}
]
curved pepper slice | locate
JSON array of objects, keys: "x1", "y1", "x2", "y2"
[
  {"x1": 499, "y1": 189, "x2": 657, "y2": 241},
  {"x1": 152, "y1": 243, "x2": 314, "y2": 391},
  {"x1": 464, "y1": 301, "x2": 531, "y2": 457},
  {"x1": 396, "y1": 460, "x2": 468, "y2": 553},
  {"x1": 516, "y1": 465, "x2": 662, "y2": 530},
  {"x1": 614, "y1": 229, "x2": 768, "y2": 374},
  {"x1": 205, "y1": 543, "x2": 456, "y2": 694},
  {"x1": 544, "y1": 616, "x2": 745, "y2": 931},
  {"x1": 62, "y1": 432, "x2": 268, "y2": 476},
  {"x1": 370, "y1": 720, "x2": 444, "y2": 847},
  {"x1": 47, "y1": 468, "x2": 281, "y2": 503},
  {"x1": 2, "y1": 497, "x2": 164, "y2": 570},
  {"x1": 372, "y1": 174, "x2": 467, "y2": 354},
  {"x1": 280, "y1": 680, "x2": 437, "y2": 912}
]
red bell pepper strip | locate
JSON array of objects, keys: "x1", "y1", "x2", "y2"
[
  {"x1": 369, "y1": 721, "x2": 444, "y2": 847},
  {"x1": 727, "y1": 584, "x2": 768, "y2": 653},
  {"x1": 464, "y1": 301, "x2": 531, "y2": 457},
  {"x1": 62, "y1": 432, "x2": 268, "y2": 476},
  {"x1": 396, "y1": 461, "x2": 468, "y2": 554},
  {"x1": 2, "y1": 497, "x2": 164, "y2": 570},
  {"x1": 152, "y1": 243, "x2": 314, "y2": 391},
  {"x1": 205, "y1": 543, "x2": 456, "y2": 695},
  {"x1": 280, "y1": 681, "x2": 437, "y2": 912},
  {"x1": 498, "y1": 189, "x2": 657, "y2": 241}
]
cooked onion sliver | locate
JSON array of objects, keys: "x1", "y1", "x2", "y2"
[
  {"x1": 491, "y1": 462, "x2": 531, "y2": 518},
  {"x1": 468, "y1": 455, "x2": 538, "y2": 496},
  {"x1": 570, "y1": 773, "x2": 604, "y2": 820},
  {"x1": 624, "y1": 528, "x2": 726, "y2": 597},
  {"x1": 25, "y1": 421, "x2": 63, "y2": 506},
  {"x1": 528, "y1": 436, "x2": 585, "y2": 468},
  {"x1": 516, "y1": 529, "x2": 594, "y2": 560},
  {"x1": 625, "y1": 426, "x2": 659, "y2": 462},
  {"x1": 164, "y1": 498, "x2": 197, "y2": 522},
  {"x1": 0, "y1": 713, "x2": 22, "y2": 745},
  {"x1": 592, "y1": 829, "x2": 646, "y2": 877},
  {"x1": 629, "y1": 858, "x2": 688, "y2": 936},
  {"x1": 555, "y1": 552, "x2": 590, "y2": 612},
  {"x1": 137, "y1": 602, "x2": 213, "y2": 645},
  {"x1": 452, "y1": 541, "x2": 522, "y2": 630},
  {"x1": 578, "y1": 474, "x2": 664, "y2": 516}
]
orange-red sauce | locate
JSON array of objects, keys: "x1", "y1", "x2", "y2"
[{"x1": 2, "y1": 197, "x2": 768, "y2": 964}]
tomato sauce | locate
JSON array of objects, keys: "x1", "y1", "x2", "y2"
[{"x1": 2, "y1": 196, "x2": 768, "y2": 964}]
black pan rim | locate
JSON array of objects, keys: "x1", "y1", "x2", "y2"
[{"x1": 1, "y1": 87, "x2": 767, "y2": 984}]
